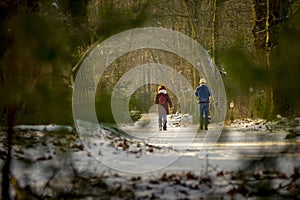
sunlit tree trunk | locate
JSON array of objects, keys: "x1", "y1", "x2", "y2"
[
  {"x1": 193, "y1": 0, "x2": 201, "y2": 90},
  {"x1": 182, "y1": 0, "x2": 199, "y2": 114},
  {"x1": 181, "y1": 0, "x2": 201, "y2": 94},
  {"x1": 252, "y1": 0, "x2": 274, "y2": 119},
  {"x1": 264, "y1": 0, "x2": 274, "y2": 119},
  {"x1": 211, "y1": 0, "x2": 217, "y2": 65},
  {"x1": 252, "y1": 0, "x2": 292, "y2": 118},
  {"x1": 143, "y1": 54, "x2": 147, "y2": 112},
  {"x1": 147, "y1": 62, "x2": 151, "y2": 111}
]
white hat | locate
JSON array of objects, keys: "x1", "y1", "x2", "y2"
[{"x1": 200, "y1": 78, "x2": 206, "y2": 84}]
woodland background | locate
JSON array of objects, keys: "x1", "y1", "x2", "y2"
[
  {"x1": 1, "y1": 1, "x2": 300, "y2": 199},
  {"x1": 1, "y1": 0, "x2": 300, "y2": 125}
]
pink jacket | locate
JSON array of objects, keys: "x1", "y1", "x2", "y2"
[{"x1": 154, "y1": 90, "x2": 172, "y2": 114}]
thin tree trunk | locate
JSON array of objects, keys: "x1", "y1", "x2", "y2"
[
  {"x1": 264, "y1": 0, "x2": 274, "y2": 118},
  {"x1": 252, "y1": 0, "x2": 274, "y2": 118},
  {"x1": 2, "y1": 103, "x2": 16, "y2": 200},
  {"x1": 143, "y1": 53, "x2": 147, "y2": 112},
  {"x1": 182, "y1": 0, "x2": 197, "y2": 103},
  {"x1": 211, "y1": 0, "x2": 217, "y2": 65},
  {"x1": 147, "y1": 61, "x2": 151, "y2": 110}
]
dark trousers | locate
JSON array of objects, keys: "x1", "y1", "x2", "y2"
[{"x1": 199, "y1": 103, "x2": 209, "y2": 129}]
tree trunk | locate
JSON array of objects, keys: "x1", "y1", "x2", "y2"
[
  {"x1": 252, "y1": 0, "x2": 292, "y2": 118},
  {"x1": 211, "y1": 0, "x2": 217, "y2": 64},
  {"x1": 252, "y1": 0, "x2": 274, "y2": 118},
  {"x1": 2, "y1": 103, "x2": 16, "y2": 200},
  {"x1": 264, "y1": 0, "x2": 274, "y2": 119}
]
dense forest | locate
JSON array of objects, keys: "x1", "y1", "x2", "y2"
[
  {"x1": 1, "y1": 0, "x2": 300, "y2": 199},
  {"x1": 1, "y1": 0, "x2": 300, "y2": 126}
]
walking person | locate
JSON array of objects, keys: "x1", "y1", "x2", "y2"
[
  {"x1": 195, "y1": 78, "x2": 211, "y2": 130},
  {"x1": 154, "y1": 85, "x2": 172, "y2": 131}
]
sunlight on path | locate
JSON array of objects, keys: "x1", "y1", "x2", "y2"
[
  {"x1": 74, "y1": 115, "x2": 299, "y2": 173},
  {"x1": 121, "y1": 113, "x2": 300, "y2": 160}
]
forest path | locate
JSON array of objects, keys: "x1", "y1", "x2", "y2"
[
  {"x1": 123, "y1": 113, "x2": 299, "y2": 159},
  {"x1": 105, "y1": 113, "x2": 298, "y2": 173}
]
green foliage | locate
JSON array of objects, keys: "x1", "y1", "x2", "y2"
[
  {"x1": 95, "y1": 85, "x2": 143, "y2": 124},
  {"x1": 1, "y1": 0, "x2": 298, "y2": 126},
  {"x1": 0, "y1": 0, "x2": 151, "y2": 126},
  {"x1": 219, "y1": 9, "x2": 300, "y2": 118},
  {"x1": 219, "y1": 49, "x2": 271, "y2": 118},
  {"x1": 219, "y1": 49, "x2": 267, "y2": 93},
  {"x1": 67, "y1": 0, "x2": 88, "y2": 19},
  {"x1": 0, "y1": 7, "x2": 73, "y2": 125},
  {"x1": 96, "y1": 2, "x2": 149, "y2": 37},
  {"x1": 216, "y1": 0, "x2": 230, "y2": 4},
  {"x1": 95, "y1": 92, "x2": 115, "y2": 124},
  {"x1": 272, "y1": 11, "x2": 300, "y2": 115}
]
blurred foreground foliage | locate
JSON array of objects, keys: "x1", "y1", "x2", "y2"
[
  {"x1": 0, "y1": 4, "x2": 73, "y2": 125},
  {"x1": 0, "y1": 0, "x2": 149, "y2": 126},
  {"x1": 219, "y1": 11, "x2": 300, "y2": 119},
  {"x1": 272, "y1": 11, "x2": 300, "y2": 116}
]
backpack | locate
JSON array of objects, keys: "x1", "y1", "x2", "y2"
[{"x1": 158, "y1": 94, "x2": 167, "y2": 104}]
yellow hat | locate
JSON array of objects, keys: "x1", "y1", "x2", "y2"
[
  {"x1": 199, "y1": 78, "x2": 206, "y2": 84},
  {"x1": 158, "y1": 85, "x2": 166, "y2": 91}
]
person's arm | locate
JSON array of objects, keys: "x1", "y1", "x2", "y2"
[
  {"x1": 208, "y1": 86, "x2": 212, "y2": 103},
  {"x1": 167, "y1": 94, "x2": 172, "y2": 108},
  {"x1": 154, "y1": 94, "x2": 158, "y2": 104},
  {"x1": 194, "y1": 87, "x2": 199, "y2": 97}
]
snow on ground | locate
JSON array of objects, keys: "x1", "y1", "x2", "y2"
[{"x1": 0, "y1": 116, "x2": 300, "y2": 199}]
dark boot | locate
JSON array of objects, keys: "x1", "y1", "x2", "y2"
[
  {"x1": 163, "y1": 121, "x2": 167, "y2": 131},
  {"x1": 205, "y1": 119, "x2": 208, "y2": 130},
  {"x1": 200, "y1": 120, "x2": 203, "y2": 130}
]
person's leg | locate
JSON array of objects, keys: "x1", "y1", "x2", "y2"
[
  {"x1": 204, "y1": 104, "x2": 209, "y2": 130},
  {"x1": 162, "y1": 114, "x2": 167, "y2": 130},
  {"x1": 158, "y1": 114, "x2": 162, "y2": 131},
  {"x1": 199, "y1": 104, "x2": 204, "y2": 130}
]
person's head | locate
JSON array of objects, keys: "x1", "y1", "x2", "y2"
[
  {"x1": 199, "y1": 78, "x2": 206, "y2": 84},
  {"x1": 158, "y1": 85, "x2": 166, "y2": 91}
]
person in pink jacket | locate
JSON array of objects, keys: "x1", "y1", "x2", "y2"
[{"x1": 154, "y1": 85, "x2": 172, "y2": 131}]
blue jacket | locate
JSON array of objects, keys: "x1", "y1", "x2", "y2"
[{"x1": 195, "y1": 84, "x2": 211, "y2": 103}]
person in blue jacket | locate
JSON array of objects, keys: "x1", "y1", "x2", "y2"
[{"x1": 195, "y1": 78, "x2": 211, "y2": 130}]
